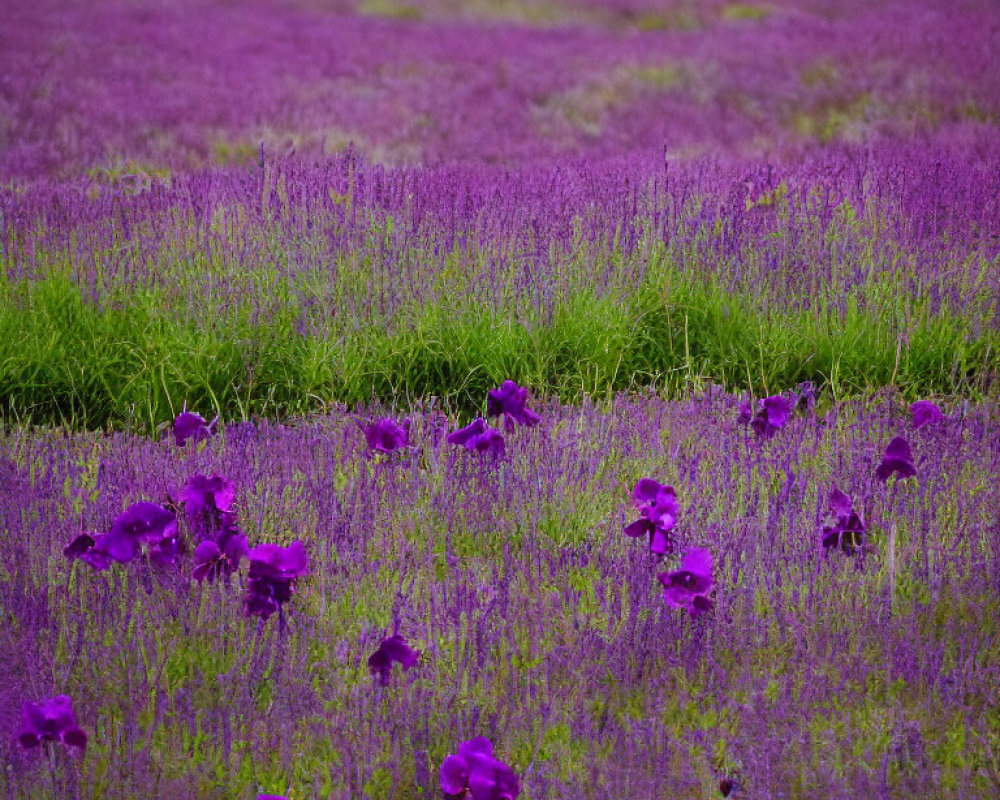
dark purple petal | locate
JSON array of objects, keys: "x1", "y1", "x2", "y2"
[
  {"x1": 248, "y1": 540, "x2": 309, "y2": 580},
  {"x1": 828, "y1": 487, "x2": 853, "y2": 518},
  {"x1": 440, "y1": 754, "x2": 471, "y2": 795},
  {"x1": 486, "y1": 380, "x2": 540, "y2": 427},
  {"x1": 679, "y1": 547, "x2": 713, "y2": 579},
  {"x1": 362, "y1": 418, "x2": 411, "y2": 453},
  {"x1": 174, "y1": 410, "x2": 215, "y2": 446},
  {"x1": 63, "y1": 533, "x2": 97, "y2": 560},
  {"x1": 623, "y1": 518, "x2": 652, "y2": 538},
  {"x1": 110, "y1": 502, "x2": 177, "y2": 545},
  {"x1": 649, "y1": 526, "x2": 672, "y2": 556},
  {"x1": 368, "y1": 634, "x2": 421, "y2": 685},
  {"x1": 632, "y1": 478, "x2": 663, "y2": 505},
  {"x1": 61, "y1": 727, "x2": 87, "y2": 752},
  {"x1": 468, "y1": 752, "x2": 521, "y2": 800},
  {"x1": 458, "y1": 737, "x2": 495, "y2": 760},
  {"x1": 877, "y1": 437, "x2": 916, "y2": 481},
  {"x1": 911, "y1": 400, "x2": 944, "y2": 429},
  {"x1": 18, "y1": 696, "x2": 85, "y2": 752},
  {"x1": 447, "y1": 418, "x2": 488, "y2": 447},
  {"x1": 180, "y1": 474, "x2": 236, "y2": 518}
]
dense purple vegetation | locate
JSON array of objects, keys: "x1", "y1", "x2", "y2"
[
  {"x1": 3, "y1": 0, "x2": 1000, "y2": 797},
  {"x1": 2, "y1": 390, "x2": 998, "y2": 796}
]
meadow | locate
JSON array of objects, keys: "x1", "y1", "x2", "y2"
[{"x1": 1, "y1": 0, "x2": 999, "y2": 798}]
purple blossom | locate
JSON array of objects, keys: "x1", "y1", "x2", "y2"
[
  {"x1": 96, "y1": 502, "x2": 179, "y2": 565},
  {"x1": 910, "y1": 400, "x2": 944, "y2": 429},
  {"x1": 876, "y1": 436, "x2": 917, "y2": 482},
  {"x1": 174, "y1": 409, "x2": 217, "y2": 446},
  {"x1": 17, "y1": 695, "x2": 88, "y2": 754},
  {"x1": 245, "y1": 541, "x2": 309, "y2": 621},
  {"x1": 367, "y1": 634, "x2": 421, "y2": 685},
  {"x1": 446, "y1": 418, "x2": 506, "y2": 458},
  {"x1": 657, "y1": 548, "x2": 714, "y2": 616},
  {"x1": 192, "y1": 529, "x2": 250, "y2": 583},
  {"x1": 440, "y1": 737, "x2": 520, "y2": 800},
  {"x1": 749, "y1": 395, "x2": 793, "y2": 439},
  {"x1": 486, "y1": 380, "x2": 541, "y2": 428},
  {"x1": 623, "y1": 478, "x2": 678, "y2": 555},
  {"x1": 63, "y1": 532, "x2": 114, "y2": 571},
  {"x1": 359, "y1": 417, "x2": 411, "y2": 454},
  {"x1": 821, "y1": 487, "x2": 866, "y2": 554},
  {"x1": 180, "y1": 473, "x2": 237, "y2": 537}
]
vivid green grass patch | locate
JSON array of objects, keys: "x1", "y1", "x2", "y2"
[{"x1": 0, "y1": 264, "x2": 995, "y2": 431}]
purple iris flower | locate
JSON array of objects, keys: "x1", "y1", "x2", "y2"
[
  {"x1": 876, "y1": 436, "x2": 917, "y2": 482},
  {"x1": 910, "y1": 401, "x2": 944, "y2": 430},
  {"x1": 17, "y1": 695, "x2": 88, "y2": 753},
  {"x1": 192, "y1": 527, "x2": 250, "y2": 583},
  {"x1": 821, "y1": 487, "x2": 866, "y2": 554},
  {"x1": 623, "y1": 478, "x2": 678, "y2": 555},
  {"x1": 440, "y1": 737, "x2": 520, "y2": 800},
  {"x1": 367, "y1": 634, "x2": 421, "y2": 685},
  {"x1": 657, "y1": 548, "x2": 714, "y2": 616},
  {"x1": 244, "y1": 541, "x2": 309, "y2": 621},
  {"x1": 486, "y1": 381, "x2": 541, "y2": 428},
  {"x1": 446, "y1": 418, "x2": 506, "y2": 458},
  {"x1": 99, "y1": 502, "x2": 179, "y2": 564},
  {"x1": 180, "y1": 473, "x2": 237, "y2": 536},
  {"x1": 750, "y1": 395, "x2": 793, "y2": 439},
  {"x1": 360, "y1": 418, "x2": 411, "y2": 454},
  {"x1": 174, "y1": 409, "x2": 217, "y2": 446},
  {"x1": 63, "y1": 532, "x2": 114, "y2": 571}
]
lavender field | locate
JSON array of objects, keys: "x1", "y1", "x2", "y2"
[{"x1": 2, "y1": 0, "x2": 1000, "y2": 798}]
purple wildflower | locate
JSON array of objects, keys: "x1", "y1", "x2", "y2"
[
  {"x1": 17, "y1": 695, "x2": 88, "y2": 754},
  {"x1": 245, "y1": 541, "x2": 309, "y2": 621},
  {"x1": 174, "y1": 409, "x2": 217, "y2": 446},
  {"x1": 876, "y1": 436, "x2": 917, "y2": 482},
  {"x1": 623, "y1": 478, "x2": 678, "y2": 555},
  {"x1": 367, "y1": 634, "x2": 421, "y2": 685},
  {"x1": 821, "y1": 487, "x2": 866, "y2": 554},
  {"x1": 446, "y1": 418, "x2": 506, "y2": 458},
  {"x1": 440, "y1": 737, "x2": 520, "y2": 800},
  {"x1": 180, "y1": 473, "x2": 237, "y2": 537},
  {"x1": 360, "y1": 417, "x2": 411, "y2": 454},
  {"x1": 486, "y1": 380, "x2": 541, "y2": 428},
  {"x1": 257, "y1": 795, "x2": 287, "y2": 800},
  {"x1": 63, "y1": 532, "x2": 114, "y2": 571},
  {"x1": 192, "y1": 527, "x2": 250, "y2": 583},
  {"x1": 910, "y1": 400, "x2": 944, "y2": 429},
  {"x1": 750, "y1": 395, "x2": 793, "y2": 439},
  {"x1": 657, "y1": 548, "x2": 714, "y2": 616},
  {"x1": 98, "y1": 502, "x2": 179, "y2": 564}
]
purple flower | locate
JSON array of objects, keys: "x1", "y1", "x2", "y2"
[
  {"x1": 486, "y1": 380, "x2": 540, "y2": 428},
  {"x1": 63, "y1": 532, "x2": 114, "y2": 571},
  {"x1": 657, "y1": 548, "x2": 714, "y2": 616},
  {"x1": 17, "y1": 695, "x2": 87, "y2": 754},
  {"x1": 447, "y1": 418, "x2": 506, "y2": 458},
  {"x1": 367, "y1": 634, "x2": 421, "y2": 685},
  {"x1": 180, "y1": 473, "x2": 237, "y2": 537},
  {"x1": 821, "y1": 487, "x2": 866, "y2": 554},
  {"x1": 101, "y1": 502, "x2": 179, "y2": 564},
  {"x1": 360, "y1": 417, "x2": 411, "y2": 454},
  {"x1": 440, "y1": 737, "x2": 520, "y2": 800},
  {"x1": 750, "y1": 395, "x2": 793, "y2": 439},
  {"x1": 623, "y1": 478, "x2": 678, "y2": 555},
  {"x1": 192, "y1": 528, "x2": 250, "y2": 583},
  {"x1": 876, "y1": 436, "x2": 917, "y2": 482},
  {"x1": 174, "y1": 409, "x2": 217, "y2": 446},
  {"x1": 910, "y1": 400, "x2": 944, "y2": 429},
  {"x1": 245, "y1": 541, "x2": 309, "y2": 621}
]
